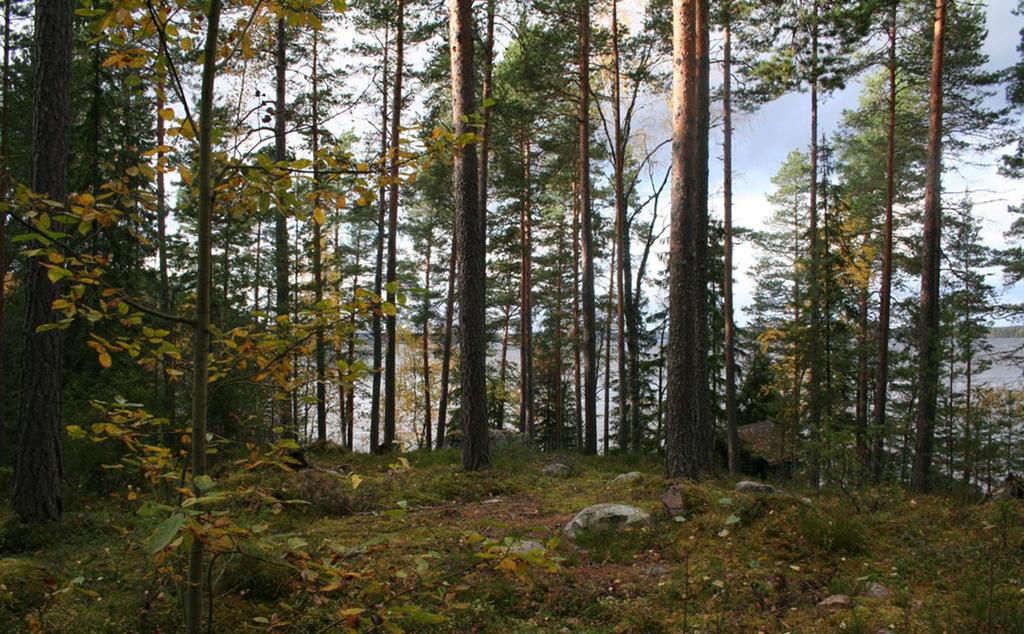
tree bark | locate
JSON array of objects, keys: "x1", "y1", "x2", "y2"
[
  {"x1": 871, "y1": 0, "x2": 898, "y2": 481},
  {"x1": 184, "y1": 1, "x2": 220, "y2": 629},
  {"x1": 273, "y1": 16, "x2": 291, "y2": 436},
  {"x1": 436, "y1": 245, "x2": 456, "y2": 446},
  {"x1": 12, "y1": 0, "x2": 72, "y2": 523},
  {"x1": 421, "y1": 230, "x2": 432, "y2": 449},
  {"x1": 665, "y1": 0, "x2": 711, "y2": 479},
  {"x1": 371, "y1": 24, "x2": 389, "y2": 453},
  {"x1": 807, "y1": 0, "x2": 822, "y2": 488},
  {"x1": 579, "y1": 0, "x2": 598, "y2": 455},
  {"x1": 603, "y1": 237, "x2": 616, "y2": 453},
  {"x1": 721, "y1": 1, "x2": 739, "y2": 475},
  {"x1": 311, "y1": 31, "x2": 327, "y2": 442},
  {"x1": 449, "y1": 0, "x2": 489, "y2": 470},
  {"x1": 384, "y1": 0, "x2": 405, "y2": 448},
  {"x1": 0, "y1": 0, "x2": 13, "y2": 462},
  {"x1": 519, "y1": 135, "x2": 533, "y2": 437},
  {"x1": 911, "y1": 0, "x2": 946, "y2": 494},
  {"x1": 572, "y1": 183, "x2": 583, "y2": 449}
]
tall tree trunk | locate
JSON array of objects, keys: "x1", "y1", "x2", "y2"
[
  {"x1": 665, "y1": 0, "x2": 711, "y2": 479},
  {"x1": 603, "y1": 237, "x2": 616, "y2": 454},
  {"x1": 554, "y1": 215, "x2": 566, "y2": 447},
  {"x1": 12, "y1": 0, "x2": 72, "y2": 522},
  {"x1": 911, "y1": 0, "x2": 946, "y2": 494},
  {"x1": 497, "y1": 302, "x2": 510, "y2": 429},
  {"x1": 184, "y1": 0, "x2": 220, "y2": 629},
  {"x1": 273, "y1": 16, "x2": 291, "y2": 436},
  {"x1": 519, "y1": 135, "x2": 533, "y2": 437},
  {"x1": 436, "y1": 245, "x2": 455, "y2": 447},
  {"x1": 384, "y1": 0, "x2": 405, "y2": 448},
  {"x1": 0, "y1": 0, "x2": 13, "y2": 461},
  {"x1": 421, "y1": 232, "x2": 432, "y2": 449},
  {"x1": 478, "y1": 0, "x2": 494, "y2": 234},
  {"x1": 871, "y1": 0, "x2": 898, "y2": 481},
  {"x1": 807, "y1": 0, "x2": 823, "y2": 488},
  {"x1": 856, "y1": 282, "x2": 869, "y2": 468},
  {"x1": 371, "y1": 24, "x2": 389, "y2": 452},
  {"x1": 311, "y1": 32, "x2": 327, "y2": 442},
  {"x1": 579, "y1": 0, "x2": 598, "y2": 455},
  {"x1": 572, "y1": 183, "x2": 583, "y2": 449},
  {"x1": 611, "y1": 0, "x2": 632, "y2": 452},
  {"x1": 721, "y1": 2, "x2": 739, "y2": 475},
  {"x1": 156, "y1": 80, "x2": 174, "y2": 427},
  {"x1": 448, "y1": 0, "x2": 489, "y2": 470}
]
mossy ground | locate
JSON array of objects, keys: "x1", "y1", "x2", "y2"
[{"x1": 0, "y1": 448, "x2": 1022, "y2": 632}]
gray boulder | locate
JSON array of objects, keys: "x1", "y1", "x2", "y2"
[
  {"x1": 735, "y1": 480, "x2": 776, "y2": 494},
  {"x1": 661, "y1": 485, "x2": 687, "y2": 518},
  {"x1": 542, "y1": 462, "x2": 571, "y2": 476},
  {"x1": 863, "y1": 582, "x2": 892, "y2": 599},
  {"x1": 563, "y1": 503, "x2": 652, "y2": 538}
]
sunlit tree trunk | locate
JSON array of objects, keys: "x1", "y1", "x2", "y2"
[
  {"x1": 665, "y1": 0, "x2": 711, "y2": 479},
  {"x1": 721, "y1": 1, "x2": 738, "y2": 474}
]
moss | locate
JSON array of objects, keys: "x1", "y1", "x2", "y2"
[
  {"x1": 214, "y1": 548, "x2": 294, "y2": 600},
  {"x1": 0, "y1": 557, "x2": 50, "y2": 628}
]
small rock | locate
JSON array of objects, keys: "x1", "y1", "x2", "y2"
[
  {"x1": 611, "y1": 471, "x2": 643, "y2": 484},
  {"x1": 542, "y1": 462, "x2": 571, "y2": 476},
  {"x1": 735, "y1": 480, "x2": 775, "y2": 494},
  {"x1": 863, "y1": 581, "x2": 892, "y2": 599},
  {"x1": 509, "y1": 539, "x2": 546, "y2": 555},
  {"x1": 643, "y1": 565, "x2": 669, "y2": 577},
  {"x1": 876, "y1": 629, "x2": 896, "y2": 634},
  {"x1": 482, "y1": 497, "x2": 503, "y2": 504},
  {"x1": 563, "y1": 503, "x2": 652, "y2": 538},
  {"x1": 661, "y1": 485, "x2": 687, "y2": 518},
  {"x1": 816, "y1": 594, "x2": 853, "y2": 613}
]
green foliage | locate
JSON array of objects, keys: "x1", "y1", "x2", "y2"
[{"x1": 796, "y1": 507, "x2": 866, "y2": 555}]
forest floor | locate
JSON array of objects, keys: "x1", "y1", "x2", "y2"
[{"x1": 1, "y1": 445, "x2": 1023, "y2": 633}]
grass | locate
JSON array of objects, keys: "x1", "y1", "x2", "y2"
[{"x1": 0, "y1": 446, "x2": 1022, "y2": 632}]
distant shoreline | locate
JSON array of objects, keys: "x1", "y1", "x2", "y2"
[{"x1": 990, "y1": 326, "x2": 1024, "y2": 338}]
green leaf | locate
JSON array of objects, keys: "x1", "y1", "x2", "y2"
[
  {"x1": 146, "y1": 513, "x2": 185, "y2": 553},
  {"x1": 193, "y1": 475, "x2": 214, "y2": 492}
]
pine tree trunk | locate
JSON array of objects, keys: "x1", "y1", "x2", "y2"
[
  {"x1": 273, "y1": 16, "x2": 291, "y2": 437},
  {"x1": 311, "y1": 31, "x2": 327, "y2": 442},
  {"x1": 807, "y1": 0, "x2": 822, "y2": 488},
  {"x1": 579, "y1": 0, "x2": 598, "y2": 455},
  {"x1": 871, "y1": 0, "x2": 898, "y2": 481},
  {"x1": 572, "y1": 183, "x2": 583, "y2": 449},
  {"x1": 519, "y1": 136, "x2": 533, "y2": 437},
  {"x1": 371, "y1": 25, "x2": 389, "y2": 453},
  {"x1": 384, "y1": 0, "x2": 405, "y2": 448},
  {"x1": 0, "y1": 0, "x2": 13, "y2": 461},
  {"x1": 665, "y1": 0, "x2": 711, "y2": 479},
  {"x1": 421, "y1": 232, "x2": 432, "y2": 450},
  {"x1": 497, "y1": 302, "x2": 510, "y2": 429},
  {"x1": 12, "y1": 0, "x2": 72, "y2": 523},
  {"x1": 448, "y1": 0, "x2": 489, "y2": 470},
  {"x1": 611, "y1": 0, "x2": 632, "y2": 452},
  {"x1": 911, "y1": 0, "x2": 946, "y2": 493},
  {"x1": 603, "y1": 237, "x2": 616, "y2": 454},
  {"x1": 436, "y1": 244, "x2": 455, "y2": 446},
  {"x1": 721, "y1": 2, "x2": 739, "y2": 475}
]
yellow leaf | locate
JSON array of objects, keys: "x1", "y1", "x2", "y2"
[
  {"x1": 350, "y1": 474, "x2": 363, "y2": 490},
  {"x1": 180, "y1": 120, "x2": 195, "y2": 140},
  {"x1": 98, "y1": 350, "x2": 112, "y2": 368},
  {"x1": 313, "y1": 207, "x2": 326, "y2": 226}
]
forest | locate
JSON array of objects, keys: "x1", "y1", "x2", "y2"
[{"x1": 0, "y1": 0, "x2": 1023, "y2": 630}]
